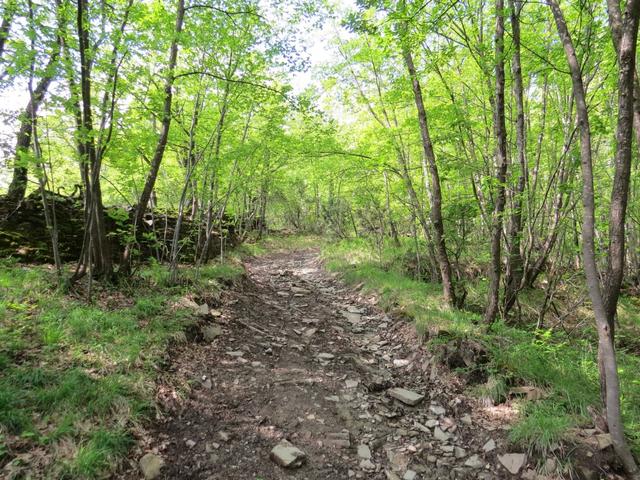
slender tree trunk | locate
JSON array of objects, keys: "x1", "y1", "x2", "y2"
[
  {"x1": 503, "y1": 0, "x2": 527, "y2": 316},
  {"x1": 383, "y1": 170, "x2": 401, "y2": 247},
  {"x1": 4, "y1": 45, "x2": 60, "y2": 208},
  {"x1": 485, "y1": 0, "x2": 509, "y2": 323},
  {"x1": 257, "y1": 171, "x2": 269, "y2": 239},
  {"x1": 76, "y1": 0, "x2": 113, "y2": 280},
  {"x1": 549, "y1": 1, "x2": 640, "y2": 475},
  {"x1": 121, "y1": 0, "x2": 185, "y2": 271},
  {"x1": 603, "y1": 0, "x2": 640, "y2": 329},
  {"x1": 197, "y1": 84, "x2": 230, "y2": 265},
  {"x1": 169, "y1": 93, "x2": 202, "y2": 283},
  {"x1": 402, "y1": 47, "x2": 457, "y2": 307},
  {"x1": 606, "y1": 0, "x2": 640, "y2": 177},
  {"x1": 602, "y1": 1, "x2": 640, "y2": 472},
  {"x1": 214, "y1": 109, "x2": 251, "y2": 255},
  {"x1": 33, "y1": 110, "x2": 62, "y2": 279},
  {"x1": 0, "y1": 0, "x2": 15, "y2": 62},
  {"x1": 24, "y1": 0, "x2": 62, "y2": 279},
  {"x1": 396, "y1": 150, "x2": 431, "y2": 243}
]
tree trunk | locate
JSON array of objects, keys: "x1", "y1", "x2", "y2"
[
  {"x1": 75, "y1": 0, "x2": 113, "y2": 280},
  {"x1": 169, "y1": 92, "x2": 203, "y2": 283},
  {"x1": 402, "y1": 47, "x2": 457, "y2": 308},
  {"x1": 197, "y1": 83, "x2": 230, "y2": 265},
  {"x1": 503, "y1": 0, "x2": 527, "y2": 316},
  {"x1": 549, "y1": 0, "x2": 640, "y2": 475},
  {"x1": 0, "y1": 0, "x2": 14, "y2": 61},
  {"x1": 606, "y1": 0, "x2": 640, "y2": 190},
  {"x1": 383, "y1": 170, "x2": 401, "y2": 247},
  {"x1": 485, "y1": 0, "x2": 508, "y2": 324},
  {"x1": 4, "y1": 46, "x2": 60, "y2": 208},
  {"x1": 121, "y1": 0, "x2": 185, "y2": 271}
]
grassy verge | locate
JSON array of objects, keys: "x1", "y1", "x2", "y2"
[
  {"x1": 0, "y1": 258, "x2": 243, "y2": 478},
  {"x1": 322, "y1": 238, "x2": 640, "y2": 456}
]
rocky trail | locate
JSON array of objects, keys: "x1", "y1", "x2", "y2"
[{"x1": 122, "y1": 249, "x2": 544, "y2": 480}]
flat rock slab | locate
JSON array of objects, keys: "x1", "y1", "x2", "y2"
[
  {"x1": 342, "y1": 311, "x2": 363, "y2": 324},
  {"x1": 388, "y1": 388, "x2": 424, "y2": 406},
  {"x1": 433, "y1": 426, "x2": 450, "y2": 442},
  {"x1": 325, "y1": 431, "x2": 351, "y2": 448},
  {"x1": 595, "y1": 433, "x2": 613, "y2": 450},
  {"x1": 139, "y1": 453, "x2": 163, "y2": 479},
  {"x1": 360, "y1": 459, "x2": 376, "y2": 471},
  {"x1": 270, "y1": 439, "x2": 307, "y2": 468},
  {"x1": 465, "y1": 454, "x2": 485, "y2": 469},
  {"x1": 291, "y1": 286, "x2": 311, "y2": 294},
  {"x1": 357, "y1": 444, "x2": 372, "y2": 459},
  {"x1": 403, "y1": 470, "x2": 417, "y2": 480},
  {"x1": 498, "y1": 453, "x2": 527, "y2": 475},
  {"x1": 482, "y1": 439, "x2": 496, "y2": 452},
  {"x1": 202, "y1": 325, "x2": 222, "y2": 342},
  {"x1": 176, "y1": 297, "x2": 200, "y2": 310},
  {"x1": 304, "y1": 328, "x2": 317, "y2": 337}
]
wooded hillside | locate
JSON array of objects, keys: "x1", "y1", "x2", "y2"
[{"x1": 2, "y1": 0, "x2": 640, "y2": 478}]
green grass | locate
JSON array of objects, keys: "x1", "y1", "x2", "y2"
[
  {"x1": 324, "y1": 238, "x2": 480, "y2": 337},
  {"x1": 0, "y1": 257, "x2": 243, "y2": 478},
  {"x1": 322, "y1": 238, "x2": 640, "y2": 457},
  {"x1": 509, "y1": 402, "x2": 574, "y2": 454}
]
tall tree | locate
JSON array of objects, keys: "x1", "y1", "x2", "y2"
[
  {"x1": 402, "y1": 44, "x2": 458, "y2": 307},
  {"x1": 0, "y1": 0, "x2": 15, "y2": 61},
  {"x1": 485, "y1": 0, "x2": 508, "y2": 323},
  {"x1": 3, "y1": 0, "x2": 62, "y2": 209},
  {"x1": 548, "y1": 0, "x2": 640, "y2": 475},
  {"x1": 121, "y1": 0, "x2": 185, "y2": 271},
  {"x1": 74, "y1": 0, "x2": 113, "y2": 280},
  {"x1": 503, "y1": 0, "x2": 527, "y2": 316}
]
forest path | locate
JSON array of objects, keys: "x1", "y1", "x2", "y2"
[{"x1": 126, "y1": 249, "x2": 518, "y2": 480}]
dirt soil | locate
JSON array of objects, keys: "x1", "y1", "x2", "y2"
[{"x1": 117, "y1": 249, "x2": 615, "y2": 480}]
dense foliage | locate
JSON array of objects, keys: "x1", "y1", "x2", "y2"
[{"x1": 2, "y1": 0, "x2": 640, "y2": 476}]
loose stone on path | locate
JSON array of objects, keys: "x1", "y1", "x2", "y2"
[
  {"x1": 387, "y1": 388, "x2": 424, "y2": 406},
  {"x1": 325, "y1": 431, "x2": 351, "y2": 448},
  {"x1": 360, "y1": 459, "x2": 376, "y2": 471},
  {"x1": 498, "y1": 453, "x2": 527, "y2": 475},
  {"x1": 270, "y1": 439, "x2": 307, "y2": 468},
  {"x1": 202, "y1": 324, "x2": 222, "y2": 342},
  {"x1": 345, "y1": 379, "x2": 359, "y2": 388},
  {"x1": 482, "y1": 438, "x2": 496, "y2": 452},
  {"x1": 357, "y1": 444, "x2": 372, "y2": 459},
  {"x1": 197, "y1": 303, "x2": 210, "y2": 316},
  {"x1": 454, "y1": 446, "x2": 466, "y2": 458},
  {"x1": 291, "y1": 286, "x2": 311, "y2": 295},
  {"x1": 317, "y1": 352, "x2": 335, "y2": 360},
  {"x1": 433, "y1": 427, "x2": 450, "y2": 442},
  {"x1": 403, "y1": 470, "x2": 417, "y2": 480},
  {"x1": 139, "y1": 453, "x2": 163, "y2": 479},
  {"x1": 464, "y1": 454, "x2": 485, "y2": 469}
]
